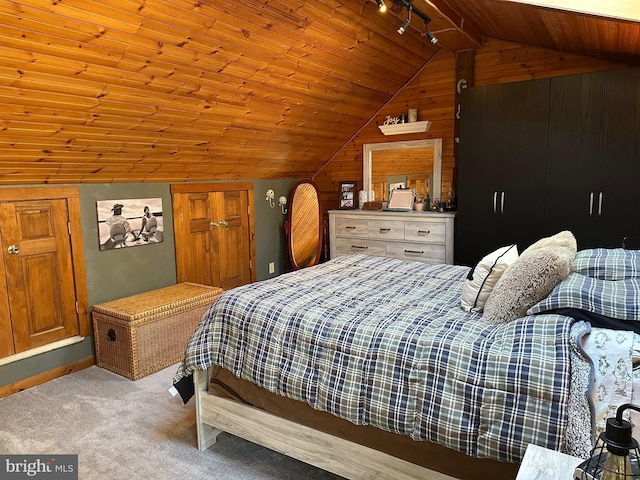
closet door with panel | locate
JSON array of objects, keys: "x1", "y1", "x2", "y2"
[
  {"x1": 171, "y1": 183, "x2": 256, "y2": 290},
  {"x1": 455, "y1": 78, "x2": 550, "y2": 266},
  {"x1": 0, "y1": 187, "x2": 89, "y2": 360},
  {"x1": 545, "y1": 68, "x2": 640, "y2": 248}
]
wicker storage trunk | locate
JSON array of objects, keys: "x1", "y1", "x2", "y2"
[{"x1": 92, "y1": 282, "x2": 222, "y2": 380}]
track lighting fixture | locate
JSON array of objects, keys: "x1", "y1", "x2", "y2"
[
  {"x1": 397, "y1": 5, "x2": 411, "y2": 34},
  {"x1": 373, "y1": 0, "x2": 439, "y2": 45}
]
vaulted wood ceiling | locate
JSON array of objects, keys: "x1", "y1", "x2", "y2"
[
  {"x1": 437, "y1": 0, "x2": 640, "y2": 64},
  {"x1": 0, "y1": 0, "x2": 638, "y2": 184}
]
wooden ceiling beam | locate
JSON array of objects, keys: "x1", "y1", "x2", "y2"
[{"x1": 417, "y1": 0, "x2": 484, "y2": 50}]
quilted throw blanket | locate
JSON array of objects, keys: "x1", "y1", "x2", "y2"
[{"x1": 174, "y1": 254, "x2": 591, "y2": 463}]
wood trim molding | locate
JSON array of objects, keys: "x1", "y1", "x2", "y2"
[
  {"x1": 68, "y1": 196, "x2": 91, "y2": 336},
  {"x1": 0, "y1": 356, "x2": 94, "y2": 399},
  {"x1": 170, "y1": 182, "x2": 254, "y2": 194},
  {"x1": 0, "y1": 186, "x2": 80, "y2": 201}
]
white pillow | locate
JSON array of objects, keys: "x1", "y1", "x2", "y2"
[{"x1": 461, "y1": 244, "x2": 519, "y2": 312}]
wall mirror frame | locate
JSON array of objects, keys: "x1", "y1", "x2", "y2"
[
  {"x1": 284, "y1": 179, "x2": 325, "y2": 271},
  {"x1": 363, "y1": 138, "x2": 442, "y2": 204}
]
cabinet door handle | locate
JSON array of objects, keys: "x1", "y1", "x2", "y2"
[
  {"x1": 493, "y1": 191, "x2": 498, "y2": 214},
  {"x1": 500, "y1": 191, "x2": 505, "y2": 213},
  {"x1": 404, "y1": 249, "x2": 424, "y2": 255},
  {"x1": 417, "y1": 230, "x2": 430, "y2": 235},
  {"x1": 219, "y1": 220, "x2": 228, "y2": 226},
  {"x1": 598, "y1": 192, "x2": 603, "y2": 215},
  {"x1": 210, "y1": 221, "x2": 219, "y2": 227},
  {"x1": 351, "y1": 245, "x2": 368, "y2": 250},
  {"x1": 379, "y1": 228, "x2": 391, "y2": 233},
  {"x1": 345, "y1": 226, "x2": 356, "y2": 230},
  {"x1": 589, "y1": 192, "x2": 594, "y2": 216}
]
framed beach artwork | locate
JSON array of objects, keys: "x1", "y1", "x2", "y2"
[{"x1": 97, "y1": 198, "x2": 164, "y2": 250}]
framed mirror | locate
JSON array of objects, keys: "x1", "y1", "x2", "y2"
[
  {"x1": 284, "y1": 180, "x2": 324, "y2": 270},
  {"x1": 363, "y1": 138, "x2": 442, "y2": 205}
]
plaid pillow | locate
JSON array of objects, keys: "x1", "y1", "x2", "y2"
[
  {"x1": 527, "y1": 272, "x2": 640, "y2": 321},
  {"x1": 573, "y1": 248, "x2": 640, "y2": 280}
]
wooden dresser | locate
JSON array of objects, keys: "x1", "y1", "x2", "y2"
[{"x1": 328, "y1": 210, "x2": 456, "y2": 265}]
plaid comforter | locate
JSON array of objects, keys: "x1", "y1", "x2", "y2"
[{"x1": 174, "y1": 254, "x2": 591, "y2": 463}]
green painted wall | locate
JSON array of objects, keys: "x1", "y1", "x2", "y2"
[
  {"x1": 81, "y1": 183, "x2": 178, "y2": 306},
  {"x1": 254, "y1": 178, "x2": 300, "y2": 278},
  {"x1": 0, "y1": 178, "x2": 300, "y2": 388}
]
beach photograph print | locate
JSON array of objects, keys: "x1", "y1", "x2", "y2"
[{"x1": 96, "y1": 198, "x2": 164, "y2": 250}]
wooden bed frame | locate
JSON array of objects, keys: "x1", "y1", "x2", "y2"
[{"x1": 193, "y1": 369, "x2": 460, "y2": 480}]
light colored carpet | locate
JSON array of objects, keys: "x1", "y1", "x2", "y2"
[{"x1": 0, "y1": 365, "x2": 343, "y2": 480}]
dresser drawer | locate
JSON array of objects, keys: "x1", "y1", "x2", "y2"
[
  {"x1": 334, "y1": 237, "x2": 386, "y2": 257},
  {"x1": 334, "y1": 217, "x2": 369, "y2": 238},
  {"x1": 385, "y1": 242, "x2": 446, "y2": 264},
  {"x1": 404, "y1": 220, "x2": 446, "y2": 244},
  {"x1": 367, "y1": 219, "x2": 405, "y2": 241}
]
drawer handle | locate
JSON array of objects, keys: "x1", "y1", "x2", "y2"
[
  {"x1": 418, "y1": 230, "x2": 430, "y2": 235},
  {"x1": 379, "y1": 228, "x2": 391, "y2": 233},
  {"x1": 404, "y1": 249, "x2": 424, "y2": 255},
  {"x1": 345, "y1": 226, "x2": 356, "y2": 230},
  {"x1": 351, "y1": 245, "x2": 368, "y2": 250}
]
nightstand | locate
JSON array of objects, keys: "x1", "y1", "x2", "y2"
[{"x1": 516, "y1": 444, "x2": 584, "y2": 480}]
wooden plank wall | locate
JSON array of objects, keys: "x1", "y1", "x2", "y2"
[{"x1": 313, "y1": 37, "x2": 629, "y2": 216}]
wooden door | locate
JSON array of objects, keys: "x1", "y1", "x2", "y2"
[
  {"x1": 0, "y1": 199, "x2": 81, "y2": 354},
  {"x1": 371, "y1": 177, "x2": 387, "y2": 202},
  {"x1": 215, "y1": 190, "x2": 252, "y2": 289},
  {"x1": 173, "y1": 192, "x2": 217, "y2": 286},
  {"x1": 406, "y1": 175, "x2": 429, "y2": 202},
  {"x1": 172, "y1": 183, "x2": 255, "y2": 290}
]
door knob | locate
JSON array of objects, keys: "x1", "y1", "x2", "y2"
[
  {"x1": 219, "y1": 220, "x2": 228, "y2": 226},
  {"x1": 7, "y1": 245, "x2": 19, "y2": 254}
]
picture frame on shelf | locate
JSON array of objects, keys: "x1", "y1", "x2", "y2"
[
  {"x1": 338, "y1": 181, "x2": 357, "y2": 209},
  {"x1": 386, "y1": 188, "x2": 414, "y2": 211}
]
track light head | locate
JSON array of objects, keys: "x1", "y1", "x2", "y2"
[
  {"x1": 375, "y1": 0, "x2": 387, "y2": 13},
  {"x1": 397, "y1": 5, "x2": 412, "y2": 35},
  {"x1": 397, "y1": 18, "x2": 410, "y2": 34}
]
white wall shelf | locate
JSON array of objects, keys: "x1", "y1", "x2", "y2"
[{"x1": 378, "y1": 120, "x2": 432, "y2": 136}]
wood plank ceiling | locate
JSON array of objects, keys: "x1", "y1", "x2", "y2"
[
  {"x1": 438, "y1": 0, "x2": 640, "y2": 65},
  {"x1": 0, "y1": 0, "x2": 638, "y2": 184}
]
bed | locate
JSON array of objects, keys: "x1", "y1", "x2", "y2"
[{"x1": 173, "y1": 232, "x2": 640, "y2": 480}]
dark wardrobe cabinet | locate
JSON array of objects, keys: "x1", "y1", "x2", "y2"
[
  {"x1": 545, "y1": 68, "x2": 640, "y2": 248},
  {"x1": 455, "y1": 68, "x2": 640, "y2": 266},
  {"x1": 455, "y1": 78, "x2": 551, "y2": 266}
]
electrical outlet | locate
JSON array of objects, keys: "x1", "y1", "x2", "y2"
[{"x1": 268, "y1": 262, "x2": 275, "y2": 274}]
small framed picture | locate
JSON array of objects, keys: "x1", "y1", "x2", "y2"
[
  {"x1": 338, "y1": 181, "x2": 357, "y2": 209},
  {"x1": 387, "y1": 189, "x2": 414, "y2": 211}
]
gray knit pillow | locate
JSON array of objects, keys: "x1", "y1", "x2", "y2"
[{"x1": 483, "y1": 231, "x2": 577, "y2": 324}]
